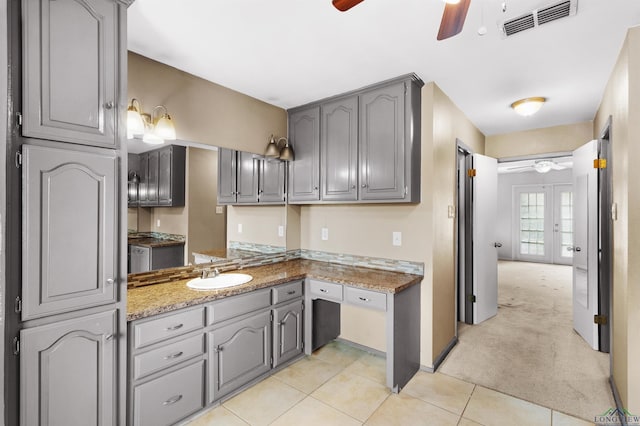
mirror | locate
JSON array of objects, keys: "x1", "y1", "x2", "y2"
[{"x1": 127, "y1": 139, "x2": 287, "y2": 276}]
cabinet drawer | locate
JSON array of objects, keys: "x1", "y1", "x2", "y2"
[
  {"x1": 133, "y1": 308, "x2": 204, "y2": 349},
  {"x1": 344, "y1": 287, "x2": 387, "y2": 311},
  {"x1": 133, "y1": 360, "x2": 204, "y2": 426},
  {"x1": 206, "y1": 288, "x2": 271, "y2": 325},
  {"x1": 133, "y1": 334, "x2": 204, "y2": 380},
  {"x1": 309, "y1": 280, "x2": 343, "y2": 302},
  {"x1": 272, "y1": 281, "x2": 303, "y2": 305}
]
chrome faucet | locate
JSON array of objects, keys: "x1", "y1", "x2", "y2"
[{"x1": 201, "y1": 267, "x2": 220, "y2": 279}]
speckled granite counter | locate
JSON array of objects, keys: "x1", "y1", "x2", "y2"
[
  {"x1": 128, "y1": 232, "x2": 185, "y2": 248},
  {"x1": 127, "y1": 259, "x2": 422, "y2": 321}
]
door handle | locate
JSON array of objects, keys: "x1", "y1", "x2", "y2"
[
  {"x1": 494, "y1": 242, "x2": 502, "y2": 248},
  {"x1": 574, "y1": 247, "x2": 582, "y2": 252}
]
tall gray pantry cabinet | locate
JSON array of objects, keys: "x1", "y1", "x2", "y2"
[{"x1": 10, "y1": 0, "x2": 131, "y2": 425}]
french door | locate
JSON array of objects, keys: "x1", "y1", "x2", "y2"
[{"x1": 513, "y1": 184, "x2": 573, "y2": 264}]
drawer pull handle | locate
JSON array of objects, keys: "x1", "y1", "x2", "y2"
[
  {"x1": 358, "y1": 297, "x2": 370, "y2": 302},
  {"x1": 162, "y1": 394, "x2": 183, "y2": 406},
  {"x1": 286, "y1": 290, "x2": 296, "y2": 295},
  {"x1": 165, "y1": 324, "x2": 184, "y2": 331},
  {"x1": 104, "y1": 333, "x2": 114, "y2": 341},
  {"x1": 319, "y1": 289, "x2": 328, "y2": 293},
  {"x1": 164, "y1": 351, "x2": 183, "y2": 360}
]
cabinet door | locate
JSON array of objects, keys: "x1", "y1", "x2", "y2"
[
  {"x1": 138, "y1": 153, "x2": 149, "y2": 204},
  {"x1": 22, "y1": 0, "x2": 118, "y2": 147},
  {"x1": 158, "y1": 146, "x2": 173, "y2": 205},
  {"x1": 359, "y1": 82, "x2": 406, "y2": 200},
  {"x1": 321, "y1": 96, "x2": 358, "y2": 201},
  {"x1": 288, "y1": 106, "x2": 320, "y2": 202},
  {"x1": 146, "y1": 150, "x2": 159, "y2": 205},
  {"x1": 273, "y1": 300, "x2": 303, "y2": 367},
  {"x1": 217, "y1": 148, "x2": 237, "y2": 204},
  {"x1": 237, "y1": 151, "x2": 259, "y2": 203},
  {"x1": 208, "y1": 310, "x2": 271, "y2": 402},
  {"x1": 20, "y1": 310, "x2": 117, "y2": 426},
  {"x1": 22, "y1": 144, "x2": 117, "y2": 320},
  {"x1": 259, "y1": 159, "x2": 285, "y2": 203}
]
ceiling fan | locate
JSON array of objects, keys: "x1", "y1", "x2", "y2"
[
  {"x1": 332, "y1": 0, "x2": 472, "y2": 40},
  {"x1": 503, "y1": 159, "x2": 571, "y2": 174}
]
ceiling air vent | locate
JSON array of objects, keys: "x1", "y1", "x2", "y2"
[{"x1": 501, "y1": 0, "x2": 578, "y2": 38}]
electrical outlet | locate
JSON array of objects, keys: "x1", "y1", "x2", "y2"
[
  {"x1": 278, "y1": 225, "x2": 284, "y2": 237},
  {"x1": 448, "y1": 205, "x2": 456, "y2": 219},
  {"x1": 156, "y1": 219, "x2": 161, "y2": 227},
  {"x1": 237, "y1": 223, "x2": 243, "y2": 234},
  {"x1": 392, "y1": 231, "x2": 402, "y2": 246},
  {"x1": 215, "y1": 206, "x2": 223, "y2": 214},
  {"x1": 321, "y1": 227, "x2": 329, "y2": 241}
]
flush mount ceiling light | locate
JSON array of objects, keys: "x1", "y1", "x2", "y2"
[
  {"x1": 127, "y1": 99, "x2": 177, "y2": 145},
  {"x1": 265, "y1": 135, "x2": 294, "y2": 161},
  {"x1": 511, "y1": 97, "x2": 546, "y2": 117}
]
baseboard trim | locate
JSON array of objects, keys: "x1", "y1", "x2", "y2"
[
  {"x1": 609, "y1": 375, "x2": 628, "y2": 426},
  {"x1": 420, "y1": 336, "x2": 458, "y2": 373}
]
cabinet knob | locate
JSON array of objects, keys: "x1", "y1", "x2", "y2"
[
  {"x1": 313, "y1": 186, "x2": 318, "y2": 191},
  {"x1": 352, "y1": 185, "x2": 356, "y2": 189},
  {"x1": 104, "y1": 101, "x2": 114, "y2": 110},
  {"x1": 361, "y1": 184, "x2": 367, "y2": 188},
  {"x1": 106, "y1": 278, "x2": 114, "y2": 286}
]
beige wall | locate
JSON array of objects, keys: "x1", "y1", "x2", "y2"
[
  {"x1": 594, "y1": 25, "x2": 640, "y2": 413},
  {"x1": 187, "y1": 148, "x2": 226, "y2": 263},
  {"x1": 300, "y1": 82, "x2": 485, "y2": 366},
  {"x1": 227, "y1": 206, "x2": 287, "y2": 248},
  {"x1": 128, "y1": 52, "x2": 287, "y2": 154},
  {"x1": 485, "y1": 122, "x2": 593, "y2": 158}
]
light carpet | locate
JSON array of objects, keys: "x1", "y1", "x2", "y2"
[{"x1": 439, "y1": 260, "x2": 614, "y2": 422}]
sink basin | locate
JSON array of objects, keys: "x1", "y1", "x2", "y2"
[{"x1": 186, "y1": 273, "x2": 253, "y2": 291}]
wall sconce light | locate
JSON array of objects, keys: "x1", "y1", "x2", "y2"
[
  {"x1": 127, "y1": 99, "x2": 177, "y2": 145},
  {"x1": 265, "y1": 135, "x2": 295, "y2": 161},
  {"x1": 510, "y1": 97, "x2": 546, "y2": 117}
]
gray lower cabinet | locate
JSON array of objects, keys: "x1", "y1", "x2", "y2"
[
  {"x1": 208, "y1": 310, "x2": 272, "y2": 401},
  {"x1": 22, "y1": 0, "x2": 121, "y2": 147},
  {"x1": 273, "y1": 299, "x2": 303, "y2": 367},
  {"x1": 288, "y1": 106, "x2": 321, "y2": 202},
  {"x1": 20, "y1": 310, "x2": 117, "y2": 426},
  {"x1": 22, "y1": 144, "x2": 117, "y2": 320}
]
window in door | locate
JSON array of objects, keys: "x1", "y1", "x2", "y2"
[
  {"x1": 553, "y1": 184, "x2": 574, "y2": 265},
  {"x1": 519, "y1": 191, "x2": 546, "y2": 256}
]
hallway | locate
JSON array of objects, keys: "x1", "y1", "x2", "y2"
[{"x1": 439, "y1": 261, "x2": 613, "y2": 421}]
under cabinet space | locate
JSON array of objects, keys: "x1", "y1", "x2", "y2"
[
  {"x1": 133, "y1": 359, "x2": 205, "y2": 426},
  {"x1": 133, "y1": 307, "x2": 205, "y2": 349}
]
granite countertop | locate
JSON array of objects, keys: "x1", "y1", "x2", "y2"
[
  {"x1": 127, "y1": 259, "x2": 422, "y2": 321},
  {"x1": 128, "y1": 234, "x2": 185, "y2": 248}
]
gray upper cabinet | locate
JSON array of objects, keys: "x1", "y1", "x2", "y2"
[
  {"x1": 273, "y1": 300, "x2": 303, "y2": 368},
  {"x1": 321, "y1": 96, "x2": 359, "y2": 202},
  {"x1": 287, "y1": 74, "x2": 422, "y2": 205},
  {"x1": 137, "y1": 145, "x2": 186, "y2": 207},
  {"x1": 22, "y1": 144, "x2": 117, "y2": 320},
  {"x1": 217, "y1": 148, "x2": 237, "y2": 204},
  {"x1": 359, "y1": 82, "x2": 406, "y2": 200},
  {"x1": 22, "y1": 0, "x2": 119, "y2": 147},
  {"x1": 237, "y1": 151, "x2": 260, "y2": 203},
  {"x1": 20, "y1": 310, "x2": 117, "y2": 426},
  {"x1": 288, "y1": 106, "x2": 321, "y2": 202},
  {"x1": 260, "y1": 159, "x2": 286, "y2": 203}
]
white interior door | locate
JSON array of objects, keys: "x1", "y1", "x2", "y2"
[
  {"x1": 572, "y1": 140, "x2": 599, "y2": 350},
  {"x1": 473, "y1": 154, "x2": 498, "y2": 324}
]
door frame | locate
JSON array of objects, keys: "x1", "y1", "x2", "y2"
[{"x1": 456, "y1": 140, "x2": 474, "y2": 326}]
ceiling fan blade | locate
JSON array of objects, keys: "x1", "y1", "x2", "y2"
[
  {"x1": 437, "y1": 0, "x2": 472, "y2": 41},
  {"x1": 332, "y1": 0, "x2": 365, "y2": 12}
]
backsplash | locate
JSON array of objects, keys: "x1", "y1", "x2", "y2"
[
  {"x1": 228, "y1": 241, "x2": 286, "y2": 253},
  {"x1": 300, "y1": 249, "x2": 424, "y2": 275}
]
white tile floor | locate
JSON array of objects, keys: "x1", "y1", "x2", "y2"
[{"x1": 184, "y1": 341, "x2": 594, "y2": 426}]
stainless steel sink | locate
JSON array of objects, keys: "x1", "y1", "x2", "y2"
[{"x1": 186, "y1": 273, "x2": 253, "y2": 290}]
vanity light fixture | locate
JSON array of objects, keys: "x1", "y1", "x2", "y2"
[
  {"x1": 127, "y1": 99, "x2": 177, "y2": 145},
  {"x1": 265, "y1": 135, "x2": 295, "y2": 161},
  {"x1": 443, "y1": 0, "x2": 461, "y2": 4},
  {"x1": 511, "y1": 97, "x2": 546, "y2": 117}
]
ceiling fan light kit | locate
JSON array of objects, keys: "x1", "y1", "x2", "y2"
[{"x1": 511, "y1": 97, "x2": 546, "y2": 116}]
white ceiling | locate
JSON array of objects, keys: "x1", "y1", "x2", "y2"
[{"x1": 127, "y1": 0, "x2": 640, "y2": 136}]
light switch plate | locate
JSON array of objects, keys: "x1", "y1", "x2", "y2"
[
  {"x1": 392, "y1": 231, "x2": 402, "y2": 246},
  {"x1": 215, "y1": 206, "x2": 223, "y2": 214},
  {"x1": 156, "y1": 219, "x2": 161, "y2": 227},
  {"x1": 321, "y1": 227, "x2": 329, "y2": 241},
  {"x1": 278, "y1": 225, "x2": 284, "y2": 237},
  {"x1": 448, "y1": 205, "x2": 456, "y2": 218},
  {"x1": 238, "y1": 223, "x2": 243, "y2": 234}
]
